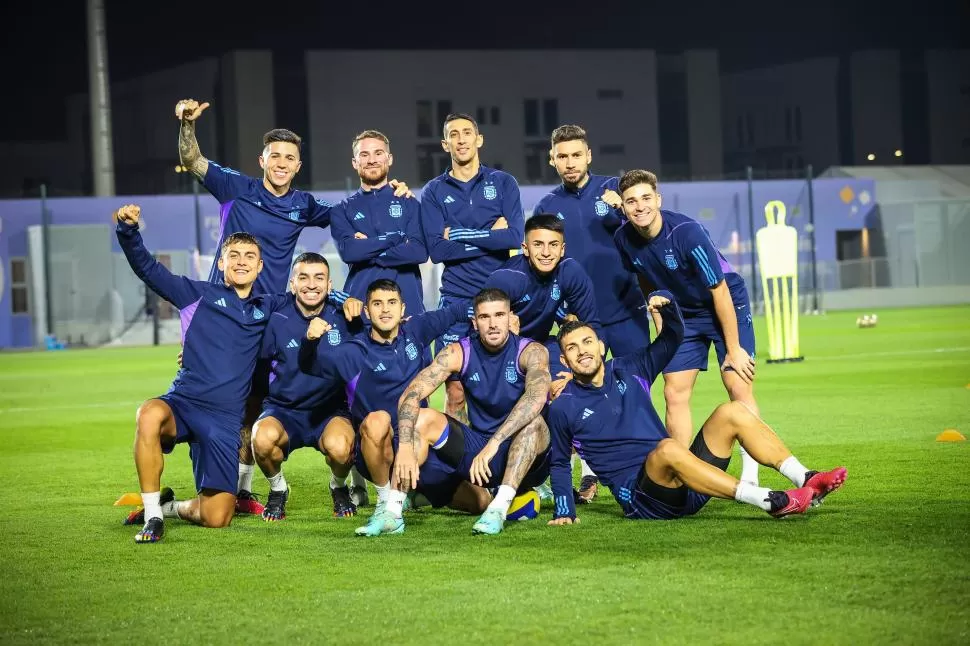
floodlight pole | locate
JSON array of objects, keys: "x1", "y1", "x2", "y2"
[{"x1": 87, "y1": 0, "x2": 116, "y2": 196}]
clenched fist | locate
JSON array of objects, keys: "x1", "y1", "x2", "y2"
[
  {"x1": 306, "y1": 317, "x2": 333, "y2": 341},
  {"x1": 175, "y1": 99, "x2": 210, "y2": 122},
  {"x1": 647, "y1": 294, "x2": 671, "y2": 313},
  {"x1": 113, "y1": 204, "x2": 141, "y2": 226}
]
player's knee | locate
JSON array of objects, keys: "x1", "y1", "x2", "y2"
[
  {"x1": 654, "y1": 437, "x2": 687, "y2": 465},
  {"x1": 201, "y1": 508, "x2": 233, "y2": 528},
  {"x1": 663, "y1": 381, "x2": 692, "y2": 407},
  {"x1": 446, "y1": 381, "x2": 465, "y2": 405},
  {"x1": 715, "y1": 401, "x2": 754, "y2": 427},
  {"x1": 360, "y1": 411, "x2": 391, "y2": 443},
  {"x1": 200, "y1": 495, "x2": 234, "y2": 528},
  {"x1": 251, "y1": 422, "x2": 281, "y2": 458},
  {"x1": 135, "y1": 400, "x2": 168, "y2": 439},
  {"x1": 322, "y1": 428, "x2": 353, "y2": 464}
]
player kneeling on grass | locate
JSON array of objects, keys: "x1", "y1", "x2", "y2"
[
  {"x1": 115, "y1": 204, "x2": 287, "y2": 543},
  {"x1": 251, "y1": 252, "x2": 362, "y2": 521},
  {"x1": 385, "y1": 288, "x2": 552, "y2": 536},
  {"x1": 546, "y1": 293, "x2": 847, "y2": 526}
]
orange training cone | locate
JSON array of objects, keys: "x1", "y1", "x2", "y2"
[
  {"x1": 936, "y1": 429, "x2": 966, "y2": 442},
  {"x1": 114, "y1": 492, "x2": 143, "y2": 506}
]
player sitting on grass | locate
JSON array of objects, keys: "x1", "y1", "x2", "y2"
[
  {"x1": 389, "y1": 288, "x2": 552, "y2": 536},
  {"x1": 299, "y1": 279, "x2": 490, "y2": 536},
  {"x1": 546, "y1": 293, "x2": 847, "y2": 526},
  {"x1": 115, "y1": 204, "x2": 286, "y2": 543},
  {"x1": 251, "y1": 252, "x2": 362, "y2": 521}
]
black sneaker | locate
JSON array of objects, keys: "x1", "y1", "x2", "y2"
[
  {"x1": 262, "y1": 489, "x2": 289, "y2": 522},
  {"x1": 578, "y1": 475, "x2": 599, "y2": 502},
  {"x1": 331, "y1": 485, "x2": 358, "y2": 518},
  {"x1": 135, "y1": 517, "x2": 164, "y2": 543},
  {"x1": 235, "y1": 489, "x2": 264, "y2": 515},
  {"x1": 123, "y1": 487, "x2": 174, "y2": 525}
]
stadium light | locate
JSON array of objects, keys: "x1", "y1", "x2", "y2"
[
  {"x1": 866, "y1": 153, "x2": 876, "y2": 161},
  {"x1": 894, "y1": 149, "x2": 903, "y2": 157}
]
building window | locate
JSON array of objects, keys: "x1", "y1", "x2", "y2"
[
  {"x1": 417, "y1": 143, "x2": 450, "y2": 183},
  {"x1": 597, "y1": 89, "x2": 624, "y2": 100},
  {"x1": 736, "y1": 116, "x2": 744, "y2": 148},
  {"x1": 542, "y1": 99, "x2": 559, "y2": 135},
  {"x1": 490, "y1": 106, "x2": 501, "y2": 125},
  {"x1": 436, "y1": 100, "x2": 453, "y2": 130},
  {"x1": 746, "y1": 112, "x2": 755, "y2": 145},
  {"x1": 524, "y1": 99, "x2": 539, "y2": 137},
  {"x1": 11, "y1": 258, "x2": 28, "y2": 314},
  {"x1": 600, "y1": 144, "x2": 626, "y2": 155},
  {"x1": 476, "y1": 107, "x2": 487, "y2": 124},
  {"x1": 416, "y1": 100, "x2": 432, "y2": 138},
  {"x1": 794, "y1": 106, "x2": 802, "y2": 142},
  {"x1": 785, "y1": 107, "x2": 793, "y2": 143}
]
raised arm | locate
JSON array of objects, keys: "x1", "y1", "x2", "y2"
[
  {"x1": 114, "y1": 205, "x2": 203, "y2": 309},
  {"x1": 176, "y1": 99, "x2": 210, "y2": 179},
  {"x1": 397, "y1": 342, "x2": 464, "y2": 450},
  {"x1": 634, "y1": 291, "x2": 685, "y2": 382}
]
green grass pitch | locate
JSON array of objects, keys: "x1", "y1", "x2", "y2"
[{"x1": 1, "y1": 306, "x2": 968, "y2": 644}]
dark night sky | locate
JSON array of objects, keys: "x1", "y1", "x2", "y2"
[{"x1": 6, "y1": 0, "x2": 968, "y2": 141}]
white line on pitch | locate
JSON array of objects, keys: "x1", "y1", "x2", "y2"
[
  {"x1": 0, "y1": 401, "x2": 142, "y2": 414},
  {"x1": 804, "y1": 346, "x2": 970, "y2": 362}
]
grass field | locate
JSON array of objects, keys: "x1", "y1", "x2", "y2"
[{"x1": 1, "y1": 306, "x2": 969, "y2": 644}]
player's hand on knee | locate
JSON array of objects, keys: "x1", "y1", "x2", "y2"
[
  {"x1": 547, "y1": 516, "x2": 579, "y2": 526},
  {"x1": 175, "y1": 99, "x2": 209, "y2": 121},
  {"x1": 601, "y1": 189, "x2": 622, "y2": 209},
  {"x1": 113, "y1": 204, "x2": 141, "y2": 226},
  {"x1": 306, "y1": 317, "x2": 331, "y2": 341},
  {"x1": 549, "y1": 371, "x2": 573, "y2": 401},
  {"x1": 392, "y1": 446, "x2": 420, "y2": 491},
  {"x1": 491, "y1": 216, "x2": 508, "y2": 230},
  {"x1": 647, "y1": 294, "x2": 671, "y2": 313},
  {"x1": 343, "y1": 298, "x2": 364, "y2": 321},
  {"x1": 469, "y1": 440, "x2": 498, "y2": 486},
  {"x1": 389, "y1": 179, "x2": 413, "y2": 199},
  {"x1": 723, "y1": 347, "x2": 755, "y2": 383}
]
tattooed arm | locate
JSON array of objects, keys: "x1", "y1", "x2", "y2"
[
  {"x1": 175, "y1": 99, "x2": 210, "y2": 179},
  {"x1": 394, "y1": 342, "x2": 464, "y2": 491},
  {"x1": 467, "y1": 342, "x2": 551, "y2": 486}
]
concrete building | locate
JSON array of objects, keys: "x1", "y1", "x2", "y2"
[
  {"x1": 304, "y1": 49, "x2": 665, "y2": 188},
  {"x1": 925, "y1": 49, "x2": 970, "y2": 165}
]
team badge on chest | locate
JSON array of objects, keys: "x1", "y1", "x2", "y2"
[
  {"x1": 483, "y1": 184, "x2": 497, "y2": 200},
  {"x1": 327, "y1": 329, "x2": 341, "y2": 346},
  {"x1": 550, "y1": 281, "x2": 561, "y2": 301},
  {"x1": 288, "y1": 210, "x2": 300, "y2": 221},
  {"x1": 405, "y1": 342, "x2": 418, "y2": 361},
  {"x1": 389, "y1": 202, "x2": 403, "y2": 218},
  {"x1": 664, "y1": 250, "x2": 679, "y2": 270},
  {"x1": 505, "y1": 361, "x2": 518, "y2": 384},
  {"x1": 594, "y1": 200, "x2": 609, "y2": 216}
]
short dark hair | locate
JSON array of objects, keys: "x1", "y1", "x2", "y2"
[
  {"x1": 366, "y1": 278, "x2": 402, "y2": 301},
  {"x1": 473, "y1": 287, "x2": 510, "y2": 312},
  {"x1": 550, "y1": 124, "x2": 588, "y2": 147},
  {"x1": 442, "y1": 112, "x2": 479, "y2": 139},
  {"x1": 263, "y1": 128, "x2": 302, "y2": 151},
  {"x1": 352, "y1": 130, "x2": 390, "y2": 156},
  {"x1": 556, "y1": 319, "x2": 597, "y2": 349},
  {"x1": 292, "y1": 252, "x2": 329, "y2": 269},
  {"x1": 221, "y1": 232, "x2": 261, "y2": 256},
  {"x1": 618, "y1": 169, "x2": 659, "y2": 195},
  {"x1": 525, "y1": 213, "x2": 565, "y2": 236}
]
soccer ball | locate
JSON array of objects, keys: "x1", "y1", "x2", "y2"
[
  {"x1": 856, "y1": 314, "x2": 879, "y2": 328},
  {"x1": 506, "y1": 490, "x2": 541, "y2": 521}
]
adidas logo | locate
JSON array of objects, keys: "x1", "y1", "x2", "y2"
[
  {"x1": 286, "y1": 339, "x2": 299, "y2": 349},
  {"x1": 443, "y1": 195, "x2": 456, "y2": 204},
  {"x1": 373, "y1": 362, "x2": 387, "y2": 372},
  {"x1": 354, "y1": 212, "x2": 365, "y2": 221},
  {"x1": 214, "y1": 298, "x2": 227, "y2": 308},
  {"x1": 252, "y1": 308, "x2": 264, "y2": 320},
  {"x1": 582, "y1": 408, "x2": 595, "y2": 420},
  {"x1": 517, "y1": 294, "x2": 531, "y2": 303},
  {"x1": 469, "y1": 372, "x2": 481, "y2": 382},
  {"x1": 556, "y1": 212, "x2": 565, "y2": 220}
]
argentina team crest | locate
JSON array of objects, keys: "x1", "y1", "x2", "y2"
[
  {"x1": 327, "y1": 329, "x2": 341, "y2": 346},
  {"x1": 594, "y1": 200, "x2": 609, "y2": 217},
  {"x1": 288, "y1": 210, "x2": 300, "y2": 221},
  {"x1": 405, "y1": 342, "x2": 418, "y2": 361},
  {"x1": 389, "y1": 202, "x2": 403, "y2": 218},
  {"x1": 664, "y1": 249, "x2": 678, "y2": 270},
  {"x1": 617, "y1": 380, "x2": 627, "y2": 395},
  {"x1": 550, "y1": 281, "x2": 561, "y2": 301},
  {"x1": 505, "y1": 361, "x2": 518, "y2": 384},
  {"x1": 483, "y1": 184, "x2": 497, "y2": 200}
]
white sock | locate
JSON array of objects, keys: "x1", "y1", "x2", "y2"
[
  {"x1": 375, "y1": 482, "x2": 391, "y2": 505},
  {"x1": 580, "y1": 459, "x2": 596, "y2": 479},
  {"x1": 237, "y1": 463, "x2": 254, "y2": 493},
  {"x1": 350, "y1": 467, "x2": 367, "y2": 488},
  {"x1": 161, "y1": 499, "x2": 184, "y2": 519},
  {"x1": 739, "y1": 446, "x2": 760, "y2": 484},
  {"x1": 385, "y1": 489, "x2": 407, "y2": 517},
  {"x1": 268, "y1": 471, "x2": 288, "y2": 493},
  {"x1": 329, "y1": 473, "x2": 343, "y2": 491},
  {"x1": 141, "y1": 491, "x2": 162, "y2": 521},
  {"x1": 779, "y1": 455, "x2": 810, "y2": 487},
  {"x1": 734, "y1": 481, "x2": 773, "y2": 512},
  {"x1": 487, "y1": 485, "x2": 517, "y2": 516}
]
